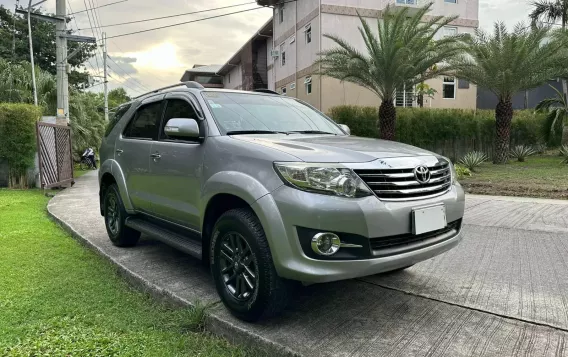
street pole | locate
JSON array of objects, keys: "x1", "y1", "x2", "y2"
[
  {"x1": 103, "y1": 32, "x2": 109, "y2": 121},
  {"x1": 27, "y1": 0, "x2": 38, "y2": 106},
  {"x1": 55, "y1": 0, "x2": 68, "y2": 125}
]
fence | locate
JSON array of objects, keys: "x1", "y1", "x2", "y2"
[{"x1": 36, "y1": 122, "x2": 74, "y2": 188}]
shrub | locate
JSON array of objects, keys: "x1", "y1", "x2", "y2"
[
  {"x1": 458, "y1": 151, "x2": 487, "y2": 171},
  {"x1": 454, "y1": 164, "x2": 472, "y2": 180},
  {"x1": 509, "y1": 145, "x2": 536, "y2": 162},
  {"x1": 0, "y1": 103, "x2": 41, "y2": 188},
  {"x1": 533, "y1": 143, "x2": 547, "y2": 155},
  {"x1": 328, "y1": 106, "x2": 547, "y2": 159},
  {"x1": 560, "y1": 145, "x2": 568, "y2": 164}
]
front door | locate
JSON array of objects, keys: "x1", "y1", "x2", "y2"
[
  {"x1": 148, "y1": 95, "x2": 205, "y2": 231},
  {"x1": 114, "y1": 98, "x2": 164, "y2": 213}
]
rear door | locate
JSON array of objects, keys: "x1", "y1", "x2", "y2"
[
  {"x1": 147, "y1": 93, "x2": 206, "y2": 230},
  {"x1": 115, "y1": 96, "x2": 164, "y2": 213}
]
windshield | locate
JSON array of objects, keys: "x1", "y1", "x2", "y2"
[{"x1": 201, "y1": 91, "x2": 344, "y2": 135}]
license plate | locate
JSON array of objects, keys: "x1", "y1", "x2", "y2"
[{"x1": 412, "y1": 205, "x2": 447, "y2": 235}]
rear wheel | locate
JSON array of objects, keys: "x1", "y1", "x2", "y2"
[
  {"x1": 211, "y1": 208, "x2": 289, "y2": 322},
  {"x1": 79, "y1": 159, "x2": 89, "y2": 171},
  {"x1": 103, "y1": 183, "x2": 140, "y2": 247}
]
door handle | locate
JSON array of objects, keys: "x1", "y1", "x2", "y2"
[
  {"x1": 150, "y1": 153, "x2": 161, "y2": 159},
  {"x1": 116, "y1": 149, "x2": 123, "y2": 155}
]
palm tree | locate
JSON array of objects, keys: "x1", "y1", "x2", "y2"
[
  {"x1": 316, "y1": 4, "x2": 464, "y2": 140},
  {"x1": 453, "y1": 23, "x2": 568, "y2": 164},
  {"x1": 530, "y1": 0, "x2": 568, "y2": 143},
  {"x1": 536, "y1": 84, "x2": 568, "y2": 145}
]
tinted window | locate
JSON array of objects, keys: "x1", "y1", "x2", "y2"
[
  {"x1": 105, "y1": 104, "x2": 131, "y2": 137},
  {"x1": 201, "y1": 92, "x2": 343, "y2": 134},
  {"x1": 123, "y1": 102, "x2": 162, "y2": 140}
]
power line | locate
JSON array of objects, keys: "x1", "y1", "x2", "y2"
[
  {"x1": 68, "y1": 0, "x2": 127, "y2": 15},
  {"x1": 107, "y1": 71, "x2": 146, "y2": 95},
  {"x1": 82, "y1": 0, "x2": 102, "y2": 74},
  {"x1": 77, "y1": 1, "x2": 256, "y2": 30},
  {"x1": 107, "y1": 54, "x2": 152, "y2": 92},
  {"x1": 105, "y1": 6, "x2": 264, "y2": 40}
]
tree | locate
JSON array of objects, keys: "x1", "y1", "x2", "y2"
[
  {"x1": 453, "y1": 23, "x2": 568, "y2": 164},
  {"x1": 530, "y1": 0, "x2": 568, "y2": 143},
  {"x1": 536, "y1": 84, "x2": 568, "y2": 145},
  {"x1": 316, "y1": 4, "x2": 463, "y2": 140},
  {"x1": 415, "y1": 83, "x2": 437, "y2": 108},
  {"x1": 0, "y1": 5, "x2": 97, "y2": 89}
]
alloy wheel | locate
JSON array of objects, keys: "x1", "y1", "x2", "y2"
[
  {"x1": 107, "y1": 193, "x2": 120, "y2": 235},
  {"x1": 219, "y1": 232, "x2": 258, "y2": 301}
]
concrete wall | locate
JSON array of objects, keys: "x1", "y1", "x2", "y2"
[
  {"x1": 224, "y1": 64, "x2": 243, "y2": 90},
  {"x1": 266, "y1": 38, "x2": 275, "y2": 90}
]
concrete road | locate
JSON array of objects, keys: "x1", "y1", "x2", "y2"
[{"x1": 48, "y1": 172, "x2": 568, "y2": 356}]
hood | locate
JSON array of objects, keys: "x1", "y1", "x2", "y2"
[{"x1": 231, "y1": 134, "x2": 437, "y2": 163}]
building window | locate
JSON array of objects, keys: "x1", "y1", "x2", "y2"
[
  {"x1": 395, "y1": 84, "x2": 415, "y2": 107},
  {"x1": 281, "y1": 86, "x2": 287, "y2": 95},
  {"x1": 444, "y1": 0, "x2": 457, "y2": 3},
  {"x1": 281, "y1": 44, "x2": 286, "y2": 66},
  {"x1": 396, "y1": 0, "x2": 416, "y2": 4},
  {"x1": 443, "y1": 77, "x2": 456, "y2": 99},
  {"x1": 443, "y1": 26, "x2": 458, "y2": 37},
  {"x1": 305, "y1": 76, "x2": 312, "y2": 95},
  {"x1": 305, "y1": 24, "x2": 312, "y2": 44},
  {"x1": 228, "y1": 73, "x2": 230, "y2": 84},
  {"x1": 279, "y1": 5, "x2": 284, "y2": 23}
]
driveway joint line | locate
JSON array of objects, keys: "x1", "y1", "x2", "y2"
[{"x1": 356, "y1": 278, "x2": 568, "y2": 334}]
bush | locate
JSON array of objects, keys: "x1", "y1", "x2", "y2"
[
  {"x1": 328, "y1": 106, "x2": 547, "y2": 160},
  {"x1": 510, "y1": 145, "x2": 536, "y2": 162},
  {"x1": 458, "y1": 151, "x2": 487, "y2": 171},
  {"x1": 0, "y1": 103, "x2": 41, "y2": 188},
  {"x1": 454, "y1": 164, "x2": 472, "y2": 180}
]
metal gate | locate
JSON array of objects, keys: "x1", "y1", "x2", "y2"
[{"x1": 36, "y1": 122, "x2": 74, "y2": 188}]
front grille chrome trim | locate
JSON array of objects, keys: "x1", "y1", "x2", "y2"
[{"x1": 354, "y1": 160, "x2": 452, "y2": 201}]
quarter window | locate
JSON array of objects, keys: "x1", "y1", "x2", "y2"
[
  {"x1": 305, "y1": 76, "x2": 312, "y2": 95},
  {"x1": 443, "y1": 77, "x2": 456, "y2": 99},
  {"x1": 105, "y1": 103, "x2": 131, "y2": 137},
  {"x1": 305, "y1": 24, "x2": 312, "y2": 44},
  {"x1": 123, "y1": 102, "x2": 162, "y2": 140}
]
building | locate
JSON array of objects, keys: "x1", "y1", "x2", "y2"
[
  {"x1": 180, "y1": 65, "x2": 223, "y2": 88},
  {"x1": 185, "y1": 0, "x2": 480, "y2": 113}
]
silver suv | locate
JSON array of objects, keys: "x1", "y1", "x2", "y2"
[{"x1": 99, "y1": 82, "x2": 465, "y2": 321}]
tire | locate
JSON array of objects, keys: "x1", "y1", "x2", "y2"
[
  {"x1": 103, "y1": 183, "x2": 140, "y2": 247},
  {"x1": 210, "y1": 208, "x2": 289, "y2": 322},
  {"x1": 79, "y1": 160, "x2": 89, "y2": 171}
]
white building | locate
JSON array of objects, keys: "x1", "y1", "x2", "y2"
[{"x1": 185, "y1": 0, "x2": 480, "y2": 113}]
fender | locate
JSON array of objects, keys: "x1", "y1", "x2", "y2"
[
  {"x1": 200, "y1": 171, "x2": 274, "y2": 229},
  {"x1": 99, "y1": 159, "x2": 135, "y2": 213}
]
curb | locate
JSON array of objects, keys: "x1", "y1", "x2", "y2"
[{"x1": 46, "y1": 199, "x2": 301, "y2": 357}]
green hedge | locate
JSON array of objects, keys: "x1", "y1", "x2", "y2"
[
  {"x1": 328, "y1": 106, "x2": 547, "y2": 161},
  {"x1": 0, "y1": 103, "x2": 41, "y2": 188}
]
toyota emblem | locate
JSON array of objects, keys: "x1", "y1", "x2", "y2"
[{"x1": 413, "y1": 165, "x2": 431, "y2": 184}]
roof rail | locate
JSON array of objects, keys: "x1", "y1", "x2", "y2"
[
  {"x1": 133, "y1": 81, "x2": 204, "y2": 100},
  {"x1": 253, "y1": 89, "x2": 280, "y2": 95}
]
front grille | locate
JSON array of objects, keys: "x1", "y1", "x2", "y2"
[
  {"x1": 370, "y1": 219, "x2": 461, "y2": 254},
  {"x1": 354, "y1": 161, "x2": 452, "y2": 200}
]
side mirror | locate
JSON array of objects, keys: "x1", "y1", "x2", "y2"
[
  {"x1": 338, "y1": 124, "x2": 351, "y2": 135},
  {"x1": 164, "y1": 118, "x2": 200, "y2": 139}
]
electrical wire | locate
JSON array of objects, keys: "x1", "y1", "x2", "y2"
[
  {"x1": 69, "y1": 0, "x2": 127, "y2": 15},
  {"x1": 104, "y1": 6, "x2": 265, "y2": 40},
  {"x1": 77, "y1": 1, "x2": 256, "y2": 30},
  {"x1": 107, "y1": 54, "x2": 152, "y2": 92},
  {"x1": 109, "y1": 38, "x2": 170, "y2": 85}
]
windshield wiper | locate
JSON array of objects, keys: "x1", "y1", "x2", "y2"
[
  {"x1": 226, "y1": 130, "x2": 290, "y2": 135},
  {"x1": 289, "y1": 130, "x2": 337, "y2": 135}
]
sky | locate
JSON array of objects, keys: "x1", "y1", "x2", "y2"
[{"x1": 0, "y1": 0, "x2": 535, "y2": 97}]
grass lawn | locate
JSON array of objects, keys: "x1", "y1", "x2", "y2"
[
  {"x1": 0, "y1": 190, "x2": 256, "y2": 357},
  {"x1": 460, "y1": 155, "x2": 568, "y2": 199}
]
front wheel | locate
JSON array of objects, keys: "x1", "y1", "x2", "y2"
[
  {"x1": 79, "y1": 159, "x2": 89, "y2": 171},
  {"x1": 210, "y1": 208, "x2": 289, "y2": 322},
  {"x1": 103, "y1": 183, "x2": 140, "y2": 247}
]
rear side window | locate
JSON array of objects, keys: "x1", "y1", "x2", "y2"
[
  {"x1": 105, "y1": 104, "x2": 131, "y2": 137},
  {"x1": 123, "y1": 102, "x2": 163, "y2": 140}
]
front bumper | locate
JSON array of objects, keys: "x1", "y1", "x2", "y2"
[{"x1": 252, "y1": 183, "x2": 465, "y2": 283}]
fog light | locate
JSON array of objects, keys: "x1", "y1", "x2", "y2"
[{"x1": 311, "y1": 232, "x2": 341, "y2": 256}]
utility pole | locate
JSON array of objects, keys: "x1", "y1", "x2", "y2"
[
  {"x1": 55, "y1": 0, "x2": 68, "y2": 125},
  {"x1": 103, "y1": 32, "x2": 109, "y2": 121},
  {"x1": 27, "y1": 0, "x2": 38, "y2": 106}
]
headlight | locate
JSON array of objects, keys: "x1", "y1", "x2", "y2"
[
  {"x1": 448, "y1": 159, "x2": 457, "y2": 184},
  {"x1": 274, "y1": 162, "x2": 373, "y2": 198}
]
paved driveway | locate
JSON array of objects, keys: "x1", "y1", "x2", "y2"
[{"x1": 48, "y1": 172, "x2": 568, "y2": 356}]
